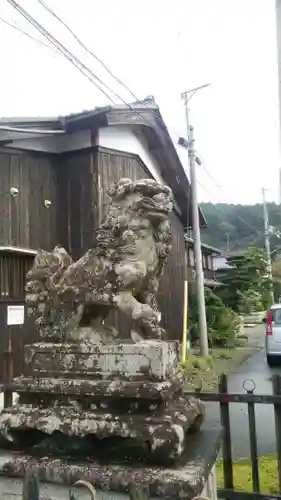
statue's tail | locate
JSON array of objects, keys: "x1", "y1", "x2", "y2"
[
  {"x1": 25, "y1": 246, "x2": 73, "y2": 314},
  {"x1": 51, "y1": 248, "x2": 98, "y2": 308}
]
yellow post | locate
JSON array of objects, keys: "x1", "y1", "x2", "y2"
[
  {"x1": 181, "y1": 278, "x2": 188, "y2": 364},
  {"x1": 181, "y1": 247, "x2": 189, "y2": 364}
]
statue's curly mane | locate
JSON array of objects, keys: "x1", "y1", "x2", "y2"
[{"x1": 96, "y1": 178, "x2": 173, "y2": 259}]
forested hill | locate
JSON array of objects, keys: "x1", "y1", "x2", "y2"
[{"x1": 200, "y1": 202, "x2": 281, "y2": 252}]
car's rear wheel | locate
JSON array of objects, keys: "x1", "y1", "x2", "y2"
[{"x1": 267, "y1": 355, "x2": 275, "y2": 367}]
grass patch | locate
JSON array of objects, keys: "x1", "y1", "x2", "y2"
[
  {"x1": 183, "y1": 347, "x2": 255, "y2": 391},
  {"x1": 216, "y1": 454, "x2": 279, "y2": 493}
]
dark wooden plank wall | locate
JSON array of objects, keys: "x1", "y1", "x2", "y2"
[
  {"x1": 158, "y1": 213, "x2": 185, "y2": 341},
  {"x1": 0, "y1": 152, "x2": 57, "y2": 250},
  {"x1": 56, "y1": 150, "x2": 98, "y2": 258},
  {"x1": 97, "y1": 149, "x2": 185, "y2": 340},
  {"x1": 0, "y1": 151, "x2": 58, "y2": 380}
]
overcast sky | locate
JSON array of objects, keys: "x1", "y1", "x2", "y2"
[{"x1": 0, "y1": 0, "x2": 279, "y2": 204}]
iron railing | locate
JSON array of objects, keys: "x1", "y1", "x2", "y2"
[
  {"x1": 0, "y1": 252, "x2": 34, "y2": 300},
  {"x1": 185, "y1": 373, "x2": 281, "y2": 500}
]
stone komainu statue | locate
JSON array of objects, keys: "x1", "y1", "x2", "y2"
[{"x1": 26, "y1": 178, "x2": 174, "y2": 342}]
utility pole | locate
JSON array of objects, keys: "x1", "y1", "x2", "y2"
[
  {"x1": 275, "y1": 0, "x2": 281, "y2": 203},
  {"x1": 262, "y1": 187, "x2": 274, "y2": 304},
  {"x1": 180, "y1": 93, "x2": 191, "y2": 363},
  {"x1": 181, "y1": 86, "x2": 210, "y2": 357},
  {"x1": 189, "y1": 125, "x2": 209, "y2": 355},
  {"x1": 226, "y1": 232, "x2": 231, "y2": 252},
  {"x1": 279, "y1": 168, "x2": 281, "y2": 205}
]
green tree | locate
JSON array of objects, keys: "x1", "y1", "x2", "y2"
[
  {"x1": 216, "y1": 246, "x2": 271, "y2": 311},
  {"x1": 200, "y1": 202, "x2": 281, "y2": 252},
  {"x1": 272, "y1": 259, "x2": 281, "y2": 300}
]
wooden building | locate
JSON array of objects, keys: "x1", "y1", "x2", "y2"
[
  {"x1": 186, "y1": 238, "x2": 222, "y2": 287},
  {"x1": 0, "y1": 98, "x2": 206, "y2": 377}
]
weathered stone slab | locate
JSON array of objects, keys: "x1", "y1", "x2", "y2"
[
  {"x1": 0, "y1": 396, "x2": 204, "y2": 464},
  {"x1": 24, "y1": 341, "x2": 179, "y2": 381},
  {"x1": 8, "y1": 372, "x2": 184, "y2": 400},
  {"x1": 0, "y1": 428, "x2": 223, "y2": 499}
]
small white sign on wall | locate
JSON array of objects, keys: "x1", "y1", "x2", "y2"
[{"x1": 7, "y1": 305, "x2": 25, "y2": 326}]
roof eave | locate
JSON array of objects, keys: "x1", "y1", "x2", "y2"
[{"x1": 106, "y1": 105, "x2": 207, "y2": 228}]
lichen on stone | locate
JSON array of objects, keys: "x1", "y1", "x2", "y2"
[{"x1": 25, "y1": 178, "x2": 174, "y2": 343}]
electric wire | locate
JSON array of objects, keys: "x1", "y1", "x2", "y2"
[
  {"x1": 197, "y1": 172, "x2": 266, "y2": 245},
  {"x1": 34, "y1": 0, "x2": 139, "y2": 103},
  {"x1": 5, "y1": 0, "x2": 176, "y2": 135},
  {"x1": 34, "y1": 0, "x2": 192, "y2": 142},
  {"x1": 3, "y1": 0, "x2": 186, "y2": 143},
  {"x1": 5, "y1": 0, "x2": 120, "y2": 104},
  {"x1": 0, "y1": 14, "x2": 55, "y2": 51},
  {"x1": 195, "y1": 151, "x2": 265, "y2": 237}
]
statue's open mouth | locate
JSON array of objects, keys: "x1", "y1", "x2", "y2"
[{"x1": 139, "y1": 199, "x2": 170, "y2": 215}]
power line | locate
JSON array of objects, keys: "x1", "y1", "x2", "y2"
[
  {"x1": 4, "y1": 0, "x2": 188, "y2": 150},
  {"x1": 32, "y1": 0, "x2": 188, "y2": 139},
  {"x1": 6, "y1": 0, "x2": 178, "y2": 135},
  {"x1": 197, "y1": 175, "x2": 264, "y2": 238},
  {"x1": 35, "y1": 0, "x2": 139, "y2": 103},
  {"x1": 29, "y1": 0, "x2": 189, "y2": 141},
  {"x1": 5, "y1": 0, "x2": 120, "y2": 103},
  {"x1": 195, "y1": 179, "x2": 239, "y2": 250},
  {"x1": 195, "y1": 151, "x2": 264, "y2": 236},
  {"x1": 0, "y1": 14, "x2": 55, "y2": 51}
]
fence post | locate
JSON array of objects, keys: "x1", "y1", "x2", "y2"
[
  {"x1": 22, "y1": 469, "x2": 39, "y2": 500},
  {"x1": 219, "y1": 374, "x2": 234, "y2": 492},
  {"x1": 245, "y1": 380, "x2": 260, "y2": 492},
  {"x1": 273, "y1": 375, "x2": 281, "y2": 492},
  {"x1": 3, "y1": 326, "x2": 13, "y2": 408}
]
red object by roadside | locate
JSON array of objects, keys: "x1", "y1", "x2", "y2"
[{"x1": 265, "y1": 310, "x2": 273, "y2": 335}]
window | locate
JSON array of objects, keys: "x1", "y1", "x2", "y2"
[
  {"x1": 202, "y1": 254, "x2": 207, "y2": 269},
  {"x1": 272, "y1": 308, "x2": 281, "y2": 325},
  {"x1": 0, "y1": 251, "x2": 35, "y2": 300},
  {"x1": 189, "y1": 248, "x2": 195, "y2": 267}
]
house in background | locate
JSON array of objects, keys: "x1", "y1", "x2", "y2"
[
  {"x1": 271, "y1": 246, "x2": 281, "y2": 262},
  {"x1": 186, "y1": 238, "x2": 222, "y2": 287},
  {"x1": 0, "y1": 97, "x2": 206, "y2": 377},
  {"x1": 213, "y1": 252, "x2": 232, "y2": 271}
]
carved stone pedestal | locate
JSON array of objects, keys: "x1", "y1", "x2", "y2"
[
  {"x1": 0, "y1": 340, "x2": 204, "y2": 465},
  {"x1": 0, "y1": 428, "x2": 222, "y2": 500}
]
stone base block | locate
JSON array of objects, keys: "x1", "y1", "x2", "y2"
[
  {"x1": 0, "y1": 396, "x2": 204, "y2": 465},
  {"x1": 9, "y1": 372, "x2": 184, "y2": 402},
  {"x1": 0, "y1": 429, "x2": 222, "y2": 499},
  {"x1": 24, "y1": 341, "x2": 179, "y2": 381}
]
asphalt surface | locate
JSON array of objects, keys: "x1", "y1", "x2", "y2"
[{"x1": 204, "y1": 323, "x2": 281, "y2": 459}]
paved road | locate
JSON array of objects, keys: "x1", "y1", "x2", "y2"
[{"x1": 204, "y1": 324, "x2": 281, "y2": 458}]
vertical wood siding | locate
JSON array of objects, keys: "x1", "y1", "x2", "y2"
[
  {"x1": 0, "y1": 152, "x2": 58, "y2": 250},
  {"x1": 56, "y1": 150, "x2": 98, "y2": 258},
  {"x1": 158, "y1": 213, "x2": 185, "y2": 341},
  {"x1": 0, "y1": 151, "x2": 57, "y2": 380}
]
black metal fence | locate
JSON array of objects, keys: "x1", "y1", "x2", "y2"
[{"x1": 185, "y1": 374, "x2": 281, "y2": 500}]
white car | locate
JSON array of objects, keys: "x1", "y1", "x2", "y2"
[{"x1": 264, "y1": 304, "x2": 281, "y2": 366}]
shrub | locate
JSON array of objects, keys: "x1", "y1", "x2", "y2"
[
  {"x1": 237, "y1": 289, "x2": 263, "y2": 314},
  {"x1": 189, "y1": 287, "x2": 240, "y2": 348}
]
